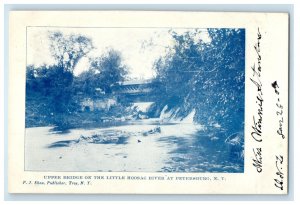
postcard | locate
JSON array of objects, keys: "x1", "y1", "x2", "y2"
[{"x1": 8, "y1": 11, "x2": 289, "y2": 194}]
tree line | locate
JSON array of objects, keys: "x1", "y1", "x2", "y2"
[
  {"x1": 26, "y1": 31, "x2": 128, "y2": 127},
  {"x1": 150, "y1": 28, "x2": 245, "y2": 133},
  {"x1": 26, "y1": 28, "x2": 245, "y2": 135}
]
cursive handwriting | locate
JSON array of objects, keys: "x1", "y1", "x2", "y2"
[
  {"x1": 251, "y1": 95, "x2": 264, "y2": 142},
  {"x1": 252, "y1": 148, "x2": 263, "y2": 173},
  {"x1": 271, "y1": 81, "x2": 285, "y2": 139},
  {"x1": 250, "y1": 28, "x2": 264, "y2": 143},
  {"x1": 254, "y1": 28, "x2": 262, "y2": 72},
  {"x1": 274, "y1": 155, "x2": 284, "y2": 191}
]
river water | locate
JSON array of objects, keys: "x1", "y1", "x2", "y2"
[{"x1": 25, "y1": 118, "x2": 243, "y2": 172}]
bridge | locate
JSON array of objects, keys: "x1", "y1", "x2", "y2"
[
  {"x1": 111, "y1": 79, "x2": 163, "y2": 102},
  {"x1": 81, "y1": 80, "x2": 163, "y2": 112}
]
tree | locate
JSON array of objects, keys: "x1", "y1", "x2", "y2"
[
  {"x1": 87, "y1": 49, "x2": 128, "y2": 94},
  {"x1": 41, "y1": 32, "x2": 94, "y2": 114},
  {"x1": 26, "y1": 32, "x2": 94, "y2": 127},
  {"x1": 153, "y1": 28, "x2": 245, "y2": 132},
  {"x1": 48, "y1": 31, "x2": 94, "y2": 73}
]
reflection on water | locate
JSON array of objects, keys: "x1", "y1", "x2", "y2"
[
  {"x1": 25, "y1": 119, "x2": 243, "y2": 173},
  {"x1": 160, "y1": 131, "x2": 243, "y2": 172}
]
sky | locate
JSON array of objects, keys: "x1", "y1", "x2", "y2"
[{"x1": 27, "y1": 27, "x2": 210, "y2": 80}]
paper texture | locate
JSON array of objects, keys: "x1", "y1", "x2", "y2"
[{"x1": 8, "y1": 11, "x2": 288, "y2": 194}]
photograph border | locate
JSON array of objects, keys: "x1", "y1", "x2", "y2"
[{"x1": 5, "y1": 5, "x2": 293, "y2": 200}]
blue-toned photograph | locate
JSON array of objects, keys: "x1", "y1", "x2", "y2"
[{"x1": 25, "y1": 27, "x2": 245, "y2": 172}]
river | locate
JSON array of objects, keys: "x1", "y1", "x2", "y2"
[{"x1": 25, "y1": 118, "x2": 243, "y2": 172}]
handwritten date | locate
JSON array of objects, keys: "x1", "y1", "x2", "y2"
[{"x1": 271, "y1": 81, "x2": 285, "y2": 139}]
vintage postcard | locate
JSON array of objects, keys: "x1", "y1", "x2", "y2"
[{"x1": 8, "y1": 11, "x2": 288, "y2": 194}]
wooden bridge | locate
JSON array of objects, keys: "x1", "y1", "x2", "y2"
[{"x1": 111, "y1": 80, "x2": 163, "y2": 102}]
